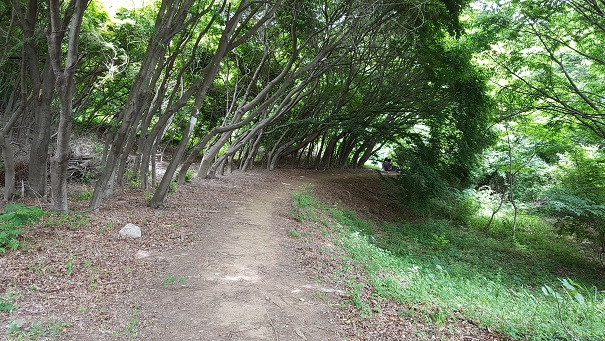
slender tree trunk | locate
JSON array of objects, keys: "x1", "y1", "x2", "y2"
[
  {"x1": 13, "y1": 0, "x2": 49, "y2": 197},
  {"x1": 314, "y1": 131, "x2": 327, "y2": 169},
  {"x1": 48, "y1": 0, "x2": 87, "y2": 212},
  {"x1": 197, "y1": 132, "x2": 233, "y2": 178},
  {"x1": 149, "y1": 0, "x2": 266, "y2": 207},
  {"x1": 356, "y1": 141, "x2": 379, "y2": 168},
  {"x1": 320, "y1": 133, "x2": 343, "y2": 168},
  {"x1": 0, "y1": 93, "x2": 24, "y2": 201},
  {"x1": 242, "y1": 131, "x2": 262, "y2": 171},
  {"x1": 485, "y1": 190, "x2": 506, "y2": 231},
  {"x1": 0, "y1": 134, "x2": 16, "y2": 201}
]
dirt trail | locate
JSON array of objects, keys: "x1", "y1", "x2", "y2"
[{"x1": 137, "y1": 174, "x2": 342, "y2": 340}]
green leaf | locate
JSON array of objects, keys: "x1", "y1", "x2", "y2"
[
  {"x1": 574, "y1": 293, "x2": 585, "y2": 304},
  {"x1": 560, "y1": 278, "x2": 574, "y2": 291}
]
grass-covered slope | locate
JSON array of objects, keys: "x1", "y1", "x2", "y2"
[{"x1": 292, "y1": 187, "x2": 605, "y2": 340}]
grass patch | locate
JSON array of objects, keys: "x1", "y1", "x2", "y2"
[
  {"x1": 292, "y1": 188, "x2": 605, "y2": 340},
  {"x1": 5, "y1": 319, "x2": 70, "y2": 340}
]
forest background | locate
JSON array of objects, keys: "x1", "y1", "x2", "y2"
[{"x1": 0, "y1": 0, "x2": 604, "y2": 340}]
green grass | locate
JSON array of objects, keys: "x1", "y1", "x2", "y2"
[
  {"x1": 291, "y1": 189, "x2": 605, "y2": 341},
  {"x1": 5, "y1": 319, "x2": 70, "y2": 340}
]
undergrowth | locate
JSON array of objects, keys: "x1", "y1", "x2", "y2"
[
  {"x1": 0, "y1": 204, "x2": 44, "y2": 253},
  {"x1": 292, "y1": 188, "x2": 605, "y2": 340}
]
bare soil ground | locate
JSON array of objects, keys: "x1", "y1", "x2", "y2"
[{"x1": 1, "y1": 168, "x2": 504, "y2": 340}]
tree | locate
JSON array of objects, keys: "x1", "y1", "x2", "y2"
[
  {"x1": 470, "y1": 0, "x2": 605, "y2": 138},
  {"x1": 90, "y1": 0, "x2": 210, "y2": 210},
  {"x1": 47, "y1": 0, "x2": 88, "y2": 212}
]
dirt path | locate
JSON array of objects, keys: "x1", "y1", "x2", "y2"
[{"x1": 137, "y1": 174, "x2": 343, "y2": 340}]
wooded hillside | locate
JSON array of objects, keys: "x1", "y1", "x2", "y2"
[{"x1": 0, "y1": 0, "x2": 488, "y2": 211}]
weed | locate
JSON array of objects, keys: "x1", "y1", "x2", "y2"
[
  {"x1": 97, "y1": 222, "x2": 114, "y2": 234},
  {"x1": 125, "y1": 169, "x2": 140, "y2": 189},
  {"x1": 430, "y1": 233, "x2": 449, "y2": 248},
  {"x1": 84, "y1": 260, "x2": 92, "y2": 268},
  {"x1": 114, "y1": 305, "x2": 140, "y2": 339},
  {"x1": 65, "y1": 254, "x2": 74, "y2": 276},
  {"x1": 144, "y1": 191, "x2": 153, "y2": 203},
  {"x1": 291, "y1": 185, "x2": 319, "y2": 222},
  {"x1": 289, "y1": 229, "x2": 301, "y2": 238},
  {"x1": 28, "y1": 260, "x2": 51, "y2": 275},
  {"x1": 44, "y1": 211, "x2": 90, "y2": 229},
  {"x1": 89, "y1": 275, "x2": 98, "y2": 291},
  {"x1": 0, "y1": 288, "x2": 22, "y2": 313},
  {"x1": 74, "y1": 188, "x2": 93, "y2": 201},
  {"x1": 185, "y1": 170, "x2": 195, "y2": 182},
  {"x1": 81, "y1": 171, "x2": 95, "y2": 184},
  {"x1": 161, "y1": 274, "x2": 187, "y2": 286},
  {"x1": 169, "y1": 180, "x2": 178, "y2": 193},
  {"x1": 124, "y1": 305, "x2": 140, "y2": 337},
  {"x1": 5, "y1": 319, "x2": 70, "y2": 340}
]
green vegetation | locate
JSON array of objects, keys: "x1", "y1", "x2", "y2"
[
  {"x1": 5, "y1": 319, "x2": 71, "y2": 340},
  {"x1": 0, "y1": 288, "x2": 22, "y2": 313},
  {"x1": 292, "y1": 189, "x2": 605, "y2": 340},
  {"x1": 113, "y1": 305, "x2": 141, "y2": 339},
  {"x1": 0, "y1": 204, "x2": 44, "y2": 253},
  {"x1": 43, "y1": 211, "x2": 90, "y2": 230},
  {"x1": 161, "y1": 275, "x2": 188, "y2": 286}
]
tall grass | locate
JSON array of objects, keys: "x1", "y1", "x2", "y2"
[{"x1": 292, "y1": 189, "x2": 605, "y2": 340}]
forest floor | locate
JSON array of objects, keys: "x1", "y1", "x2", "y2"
[{"x1": 1, "y1": 168, "x2": 504, "y2": 340}]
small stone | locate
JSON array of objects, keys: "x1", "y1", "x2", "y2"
[
  {"x1": 135, "y1": 250, "x2": 150, "y2": 259},
  {"x1": 120, "y1": 223, "x2": 141, "y2": 238}
]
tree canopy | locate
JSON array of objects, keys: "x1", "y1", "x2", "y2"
[
  {"x1": 0, "y1": 1, "x2": 603, "y2": 257},
  {"x1": 1, "y1": 0, "x2": 488, "y2": 210}
]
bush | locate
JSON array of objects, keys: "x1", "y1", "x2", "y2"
[
  {"x1": 540, "y1": 150, "x2": 605, "y2": 254},
  {"x1": 392, "y1": 154, "x2": 452, "y2": 215}
]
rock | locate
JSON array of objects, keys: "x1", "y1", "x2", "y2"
[
  {"x1": 120, "y1": 223, "x2": 141, "y2": 238},
  {"x1": 135, "y1": 250, "x2": 150, "y2": 259}
]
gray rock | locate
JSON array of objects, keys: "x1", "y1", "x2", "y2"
[{"x1": 119, "y1": 223, "x2": 141, "y2": 238}]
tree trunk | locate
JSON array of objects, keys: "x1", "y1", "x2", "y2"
[
  {"x1": 48, "y1": 0, "x2": 87, "y2": 212},
  {"x1": 197, "y1": 132, "x2": 233, "y2": 178},
  {"x1": 22, "y1": 0, "x2": 54, "y2": 197},
  {"x1": 242, "y1": 131, "x2": 262, "y2": 171},
  {"x1": 314, "y1": 131, "x2": 327, "y2": 169},
  {"x1": 320, "y1": 132, "x2": 343, "y2": 168},
  {"x1": 0, "y1": 134, "x2": 16, "y2": 201},
  {"x1": 356, "y1": 141, "x2": 378, "y2": 168}
]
